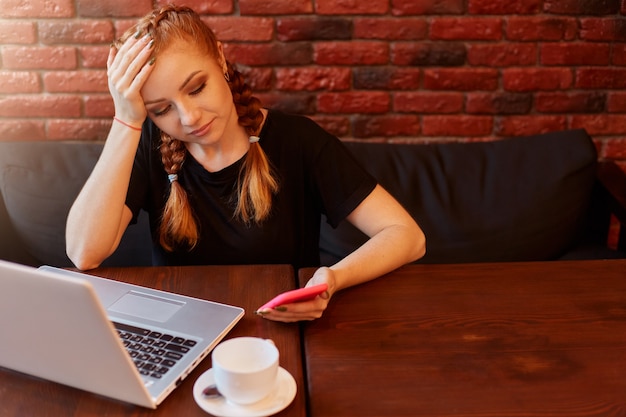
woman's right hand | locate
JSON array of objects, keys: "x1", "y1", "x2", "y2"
[{"x1": 107, "y1": 32, "x2": 155, "y2": 127}]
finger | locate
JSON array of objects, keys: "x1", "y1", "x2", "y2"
[
  {"x1": 107, "y1": 45, "x2": 117, "y2": 69},
  {"x1": 109, "y1": 34, "x2": 151, "y2": 78},
  {"x1": 126, "y1": 43, "x2": 155, "y2": 92},
  {"x1": 111, "y1": 37, "x2": 154, "y2": 94}
]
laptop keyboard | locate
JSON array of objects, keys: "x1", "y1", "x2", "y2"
[{"x1": 113, "y1": 321, "x2": 198, "y2": 380}]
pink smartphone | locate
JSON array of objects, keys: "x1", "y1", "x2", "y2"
[{"x1": 256, "y1": 283, "x2": 328, "y2": 312}]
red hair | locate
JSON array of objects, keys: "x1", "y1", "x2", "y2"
[{"x1": 116, "y1": 5, "x2": 278, "y2": 251}]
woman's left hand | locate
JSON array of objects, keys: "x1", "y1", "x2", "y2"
[{"x1": 256, "y1": 267, "x2": 336, "y2": 322}]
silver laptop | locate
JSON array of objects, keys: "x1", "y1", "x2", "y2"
[{"x1": 0, "y1": 259, "x2": 244, "y2": 408}]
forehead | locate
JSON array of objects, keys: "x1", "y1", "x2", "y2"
[{"x1": 141, "y1": 40, "x2": 220, "y2": 98}]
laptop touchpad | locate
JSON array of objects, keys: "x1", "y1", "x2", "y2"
[{"x1": 109, "y1": 291, "x2": 185, "y2": 322}]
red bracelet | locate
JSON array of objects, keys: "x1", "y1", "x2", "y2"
[{"x1": 113, "y1": 117, "x2": 142, "y2": 132}]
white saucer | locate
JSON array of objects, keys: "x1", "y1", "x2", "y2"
[{"x1": 193, "y1": 367, "x2": 296, "y2": 417}]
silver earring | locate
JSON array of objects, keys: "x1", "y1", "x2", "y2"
[{"x1": 224, "y1": 72, "x2": 230, "y2": 82}]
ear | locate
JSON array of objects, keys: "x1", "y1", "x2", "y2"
[{"x1": 216, "y1": 41, "x2": 227, "y2": 73}]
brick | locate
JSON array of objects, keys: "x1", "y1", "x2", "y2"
[
  {"x1": 239, "y1": 0, "x2": 312, "y2": 15},
  {"x1": 391, "y1": 0, "x2": 464, "y2": 15},
  {"x1": 276, "y1": 67, "x2": 350, "y2": 91},
  {"x1": 580, "y1": 18, "x2": 626, "y2": 41},
  {"x1": 468, "y1": 0, "x2": 541, "y2": 14},
  {"x1": 576, "y1": 68, "x2": 626, "y2": 89},
  {"x1": 276, "y1": 17, "x2": 352, "y2": 42},
  {"x1": 155, "y1": 0, "x2": 233, "y2": 14},
  {"x1": 431, "y1": 17, "x2": 503, "y2": 41},
  {"x1": 423, "y1": 115, "x2": 493, "y2": 136},
  {"x1": 613, "y1": 44, "x2": 626, "y2": 65},
  {"x1": 544, "y1": 0, "x2": 620, "y2": 15},
  {"x1": 204, "y1": 17, "x2": 274, "y2": 42},
  {"x1": 47, "y1": 118, "x2": 113, "y2": 141},
  {"x1": 570, "y1": 115, "x2": 626, "y2": 135},
  {"x1": 536, "y1": 92, "x2": 606, "y2": 113},
  {"x1": 224, "y1": 43, "x2": 313, "y2": 66},
  {"x1": 316, "y1": 0, "x2": 388, "y2": 15},
  {"x1": 354, "y1": 18, "x2": 428, "y2": 40},
  {"x1": 506, "y1": 17, "x2": 578, "y2": 41},
  {"x1": 256, "y1": 92, "x2": 316, "y2": 114},
  {"x1": 43, "y1": 70, "x2": 108, "y2": 93},
  {"x1": 468, "y1": 43, "x2": 536, "y2": 67},
  {"x1": 466, "y1": 93, "x2": 533, "y2": 115},
  {"x1": 0, "y1": 0, "x2": 74, "y2": 18},
  {"x1": 0, "y1": 95, "x2": 81, "y2": 118},
  {"x1": 496, "y1": 115, "x2": 567, "y2": 137},
  {"x1": 353, "y1": 67, "x2": 420, "y2": 90},
  {"x1": 352, "y1": 114, "x2": 420, "y2": 137},
  {"x1": 424, "y1": 68, "x2": 499, "y2": 91},
  {"x1": 310, "y1": 115, "x2": 350, "y2": 137},
  {"x1": 608, "y1": 92, "x2": 626, "y2": 112},
  {"x1": 2, "y1": 46, "x2": 77, "y2": 70},
  {"x1": 0, "y1": 21, "x2": 36, "y2": 44},
  {"x1": 77, "y1": 0, "x2": 152, "y2": 17},
  {"x1": 503, "y1": 68, "x2": 573, "y2": 92},
  {"x1": 0, "y1": 119, "x2": 45, "y2": 140},
  {"x1": 39, "y1": 20, "x2": 114, "y2": 44},
  {"x1": 392, "y1": 43, "x2": 466, "y2": 66},
  {"x1": 113, "y1": 20, "x2": 137, "y2": 39},
  {"x1": 237, "y1": 66, "x2": 274, "y2": 91},
  {"x1": 541, "y1": 43, "x2": 610, "y2": 66},
  {"x1": 394, "y1": 92, "x2": 464, "y2": 114},
  {"x1": 603, "y1": 138, "x2": 626, "y2": 159},
  {"x1": 79, "y1": 46, "x2": 109, "y2": 68},
  {"x1": 0, "y1": 71, "x2": 40, "y2": 94},
  {"x1": 317, "y1": 92, "x2": 390, "y2": 114},
  {"x1": 84, "y1": 94, "x2": 114, "y2": 117},
  {"x1": 315, "y1": 41, "x2": 389, "y2": 65}
]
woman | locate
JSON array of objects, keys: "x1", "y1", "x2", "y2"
[{"x1": 66, "y1": 5, "x2": 425, "y2": 322}]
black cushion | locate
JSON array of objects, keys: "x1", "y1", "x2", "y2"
[
  {"x1": 0, "y1": 141, "x2": 152, "y2": 267},
  {"x1": 320, "y1": 129, "x2": 598, "y2": 264}
]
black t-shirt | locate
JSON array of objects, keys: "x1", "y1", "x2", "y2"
[{"x1": 125, "y1": 109, "x2": 376, "y2": 268}]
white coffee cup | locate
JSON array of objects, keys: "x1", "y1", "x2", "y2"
[{"x1": 211, "y1": 337, "x2": 279, "y2": 405}]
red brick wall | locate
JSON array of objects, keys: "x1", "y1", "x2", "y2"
[{"x1": 1, "y1": 0, "x2": 625, "y2": 162}]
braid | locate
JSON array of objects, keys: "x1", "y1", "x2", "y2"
[
  {"x1": 226, "y1": 62, "x2": 279, "y2": 223},
  {"x1": 158, "y1": 132, "x2": 198, "y2": 251},
  {"x1": 227, "y1": 63, "x2": 264, "y2": 136},
  {"x1": 117, "y1": 5, "x2": 278, "y2": 251}
]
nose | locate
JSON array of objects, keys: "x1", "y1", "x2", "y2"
[{"x1": 178, "y1": 100, "x2": 201, "y2": 128}]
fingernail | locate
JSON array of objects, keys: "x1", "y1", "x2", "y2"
[
  {"x1": 148, "y1": 57, "x2": 156, "y2": 66},
  {"x1": 274, "y1": 306, "x2": 287, "y2": 312},
  {"x1": 134, "y1": 30, "x2": 142, "y2": 39},
  {"x1": 148, "y1": 39, "x2": 154, "y2": 48}
]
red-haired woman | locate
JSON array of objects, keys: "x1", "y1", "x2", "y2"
[{"x1": 66, "y1": 5, "x2": 425, "y2": 322}]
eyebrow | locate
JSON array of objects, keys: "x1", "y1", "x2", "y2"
[{"x1": 144, "y1": 70, "x2": 203, "y2": 105}]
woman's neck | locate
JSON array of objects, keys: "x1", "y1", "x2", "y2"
[{"x1": 186, "y1": 108, "x2": 267, "y2": 173}]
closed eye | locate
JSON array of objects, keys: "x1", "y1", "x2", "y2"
[
  {"x1": 149, "y1": 82, "x2": 206, "y2": 117},
  {"x1": 190, "y1": 82, "x2": 206, "y2": 96},
  {"x1": 151, "y1": 105, "x2": 170, "y2": 117}
]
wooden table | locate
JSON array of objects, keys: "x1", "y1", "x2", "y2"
[
  {"x1": 0, "y1": 264, "x2": 306, "y2": 417},
  {"x1": 299, "y1": 260, "x2": 626, "y2": 417}
]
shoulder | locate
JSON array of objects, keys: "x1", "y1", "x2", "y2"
[
  {"x1": 261, "y1": 109, "x2": 340, "y2": 155},
  {"x1": 264, "y1": 109, "x2": 333, "y2": 138}
]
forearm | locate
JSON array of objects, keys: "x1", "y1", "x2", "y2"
[
  {"x1": 66, "y1": 124, "x2": 141, "y2": 269},
  {"x1": 329, "y1": 222, "x2": 425, "y2": 294}
]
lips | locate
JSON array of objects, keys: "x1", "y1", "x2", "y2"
[{"x1": 189, "y1": 122, "x2": 211, "y2": 136}]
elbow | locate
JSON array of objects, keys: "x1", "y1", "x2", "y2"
[
  {"x1": 408, "y1": 223, "x2": 427, "y2": 263},
  {"x1": 67, "y1": 252, "x2": 103, "y2": 271},
  {"x1": 66, "y1": 243, "x2": 104, "y2": 271}
]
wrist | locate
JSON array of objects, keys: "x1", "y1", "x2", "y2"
[{"x1": 113, "y1": 117, "x2": 142, "y2": 132}]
